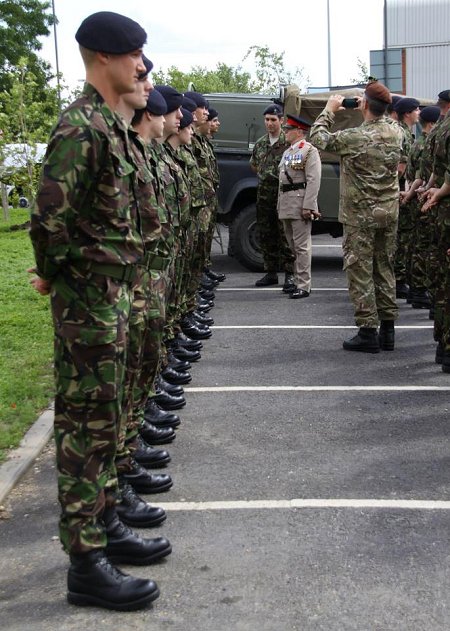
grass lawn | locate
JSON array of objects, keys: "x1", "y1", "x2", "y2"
[{"x1": 0, "y1": 209, "x2": 54, "y2": 462}]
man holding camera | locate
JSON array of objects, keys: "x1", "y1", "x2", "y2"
[{"x1": 310, "y1": 81, "x2": 403, "y2": 353}]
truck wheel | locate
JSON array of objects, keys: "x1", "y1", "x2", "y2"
[{"x1": 230, "y1": 204, "x2": 264, "y2": 272}]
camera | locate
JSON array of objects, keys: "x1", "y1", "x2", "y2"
[{"x1": 342, "y1": 97, "x2": 359, "y2": 109}]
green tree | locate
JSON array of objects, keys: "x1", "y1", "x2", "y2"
[
  {"x1": 0, "y1": 58, "x2": 60, "y2": 142},
  {"x1": 349, "y1": 57, "x2": 371, "y2": 85},
  {"x1": 0, "y1": 57, "x2": 61, "y2": 217},
  {"x1": 153, "y1": 62, "x2": 256, "y2": 94},
  {"x1": 244, "y1": 45, "x2": 309, "y2": 94},
  {"x1": 0, "y1": 0, "x2": 54, "y2": 74}
]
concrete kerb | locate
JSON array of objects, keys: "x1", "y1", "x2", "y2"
[{"x1": 0, "y1": 405, "x2": 54, "y2": 505}]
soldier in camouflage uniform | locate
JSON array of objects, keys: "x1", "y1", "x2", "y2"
[
  {"x1": 422, "y1": 97, "x2": 450, "y2": 373},
  {"x1": 417, "y1": 91, "x2": 450, "y2": 319},
  {"x1": 399, "y1": 106, "x2": 440, "y2": 309},
  {"x1": 250, "y1": 104, "x2": 294, "y2": 289},
  {"x1": 28, "y1": 12, "x2": 168, "y2": 611},
  {"x1": 114, "y1": 63, "x2": 174, "y2": 501},
  {"x1": 310, "y1": 81, "x2": 403, "y2": 353},
  {"x1": 393, "y1": 97, "x2": 420, "y2": 298}
]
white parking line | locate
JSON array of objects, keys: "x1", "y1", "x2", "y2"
[
  {"x1": 212, "y1": 325, "x2": 433, "y2": 329},
  {"x1": 184, "y1": 386, "x2": 450, "y2": 392},
  {"x1": 160, "y1": 498, "x2": 450, "y2": 512},
  {"x1": 217, "y1": 287, "x2": 348, "y2": 291}
]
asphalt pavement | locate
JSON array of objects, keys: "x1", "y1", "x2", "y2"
[{"x1": 1, "y1": 231, "x2": 450, "y2": 630}]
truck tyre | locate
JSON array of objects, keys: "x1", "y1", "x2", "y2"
[{"x1": 230, "y1": 204, "x2": 264, "y2": 272}]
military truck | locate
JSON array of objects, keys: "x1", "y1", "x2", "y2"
[{"x1": 205, "y1": 84, "x2": 367, "y2": 271}]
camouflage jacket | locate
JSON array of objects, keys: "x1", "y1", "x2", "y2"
[
  {"x1": 419, "y1": 117, "x2": 444, "y2": 183},
  {"x1": 179, "y1": 145, "x2": 207, "y2": 216},
  {"x1": 147, "y1": 142, "x2": 175, "y2": 258},
  {"x1": 30, "y1": 83, "x2": 144, "y2": 280},
  {"x1": 432, "y1": 114, "x2": 450, "y2": 188},
  {"x1": 250, "y1": 132, "x2": 289, "y2": 186},
  {"x1": 310, "y1": 109, "x2": 402, "y2": 227},
  {"x1": 160, "y1": 142, "x2": 190, "y2": 234},
  {"x1": 202, "y1": 135, "x2": 220, "y2": 190},
  {"x1": 164, "y1": 142, "x2": 192, "y2": 231},
  {"x1": 406, "y1": 132, "x2": 427, "y2": 183},
  {"x1": 191, "y1": 132, "x2": 216, "y2": 200},
  {"x1": 398, "y1": 121, "x2": 414, "y2": 164},
  {"x1": 129, "y1": 130, "x2": 162, "y2": 248}
]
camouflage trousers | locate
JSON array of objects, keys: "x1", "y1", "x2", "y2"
[
  {"x1": 409, "y1": 200, "x2": 433, "y2": 292},
  {"x1": 433, "y1": 203, "x2": 450, "y2": 351},
  {"x1": 342, "y1": 222, "x2": 399, "y2": 328},
  {"x1": 426, "y1": 207, "x2": 440, "y2": 303},
  {"x1": 256, "y1": 187, "x2": 294, "y2": 273},
  {"x1": 186, "y1": 226, "x2": 207, "y2": 312},
  {"x1": 204, "y1": 199, "x2": 219, "y2": 269},
  {"x1": 394, "y1": 202, "x2": 414, "y2": 283},
  {"x1": 51, "y1": 269, "x2": 132, "y2": 554},
  {"x1": 115, "y1": 267, "x2": 162, "y2": 472}
]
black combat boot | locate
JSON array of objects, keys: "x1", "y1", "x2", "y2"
[
  {"x1": 116, "y1": 482, "x2": 167, "y2": 528},
  {"x1": 343, "y1": 327, "x2": 380, "y2": 353},
  {"x1": 132, "y1": 435, "x2": 171, "y2": 468},
  {"x1": 411, "y1": 289, "x2": 431, "y2": 309},
  {"x1": 379, "y1": 320, "x2": 395, "y2": 351},
  {"x1": 205, "y1": 267, "x2": 226, "y2": 282},
  {"x1": 144, "y1": 400, "x2": 181, "y2": 429},
  {"x1": 282, "y1": 273, "x2": 296, "y2": 293},
  {"x1": 255, "y1": 272, "x2": 278, "y2": 287},
  {"x1": 151, "y1": 389, "x2": 186, "y2": 411},
  {"x1": 396, "y1": 281, "x2": 409, "y2": 299},
  {"x1": 119, "y1": 459, "x2": 173, "y2": 494},
  {"x1": 160, "y1": 365, "x2": 192, "y2": 385},
  {"x1": 442, "y1": 351, "x2": 450, "y2": 374},
  {"x1": 435, "y1": 342, "x2": 444, "y2": 364},
  {"x1": 67, "y1": 549, "x2": 159, "y2": 610},
  {"x1": 175, "y1": 331, "x2": 203, "y2": 351},
  {"x1": 104, "y1": 508, "x2": 172, "y2": 565}
]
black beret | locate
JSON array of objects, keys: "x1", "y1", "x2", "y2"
[
  {"x1": 182, "y1": 96, "x2": 197, "y2": 112},
  {"x1": 179, "y1": 108, "x2": 194, "y2": 129},
  {"x1": 394, "y1": 97, "x2": 420, "y2": 114},
  {"x1": 438, "y1": 89, "x2": 450, "y2": 103},
  {"x1": 138, "y1": 55, "x2": 154, "y2": 80},
  {"x1": 263, "y1": 104, "x2": 283, "y2": 116},
  {"x1": 154, "y1": 85, "x2": 183, "y2": 113},
  {"x1": 145, "y1": 89, "x2": 167, "y2": 116},
  {"x1": 75, "y1": 11, "x2": 147, "y2": 54},
  {"x1": 420, "y1": 106, "x2": 440, "y2": 123},
  {"x1": 207, "y1": 108, "x2": 219, "y2": 120},
  {"x1": 284, "y1": 114, "x2": 311, "y2": 131},
  {"x1": 184, "y1": 91, "x2": 208, "y2": 108}
]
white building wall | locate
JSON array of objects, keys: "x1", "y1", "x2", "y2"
[
  {"x1": 405, "y1": 44, "x2": 450, "y2": 97},
  {"x1": 387, "y1": 0, "x2": 450, "y2": 46}
]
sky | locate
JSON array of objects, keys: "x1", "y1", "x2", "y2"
[{"x1": 39, "y1": 0, "x2": 385, "y2": 93}]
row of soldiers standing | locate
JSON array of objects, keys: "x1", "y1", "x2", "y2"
[
  {"x1": 29, "y1": 11, "x2": 224, "y2": 612},
  {"x1": 392, "y1": 89, "x2": 450, "y2": 372}
]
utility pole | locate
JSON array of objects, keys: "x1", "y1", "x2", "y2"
[
  {"x1": 51, "y1": 0, "x2": 61, "y2": 109},
  {"x1": 327, "y1": 0, "x2": 332, "y2": 89}
]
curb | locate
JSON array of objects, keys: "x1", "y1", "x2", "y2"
[{"x1": 0, "y1": 406, "x2": 54, "y2": 505}]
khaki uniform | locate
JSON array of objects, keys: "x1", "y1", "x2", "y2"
[{"x1": 277, "y1": 139, "x2": 321, "y2": 292}]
